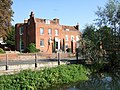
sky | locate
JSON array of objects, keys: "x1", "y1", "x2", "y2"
[{"x1": 12, "y1": 0, "x2": 107, "y2": 31}]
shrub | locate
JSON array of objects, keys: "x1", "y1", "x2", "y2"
[
  {"x1": 0, "y1": 48, "x2": 5, "y2": 54},
  {"x1": 27, "y1": 43, "x2": 40, "y2": 53},
  {"x1": 66, "y1": 48, "x2": 71, "y2": 53},
  {"x1": 0, "y1": 64, "x2": 91, "y2": 90}
]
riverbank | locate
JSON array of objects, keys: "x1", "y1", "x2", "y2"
[{"x1": 0, "y1": 64, "x2": 90, "y2": 90}]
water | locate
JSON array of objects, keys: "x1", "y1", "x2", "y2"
[{"x1": 49, "y1": 72, "x2": 120, "y2": 90}]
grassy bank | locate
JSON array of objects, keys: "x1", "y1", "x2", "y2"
[{"x1": 0, "y1": 64, "x2": 90, "y2": 90}]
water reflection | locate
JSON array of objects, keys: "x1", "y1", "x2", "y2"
[{"x1": 49, "y1": 72, "x2": 120, "y2": 90}]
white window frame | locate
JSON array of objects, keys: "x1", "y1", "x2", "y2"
[
  {"x1": 48, "y1": 28, "x2": 52, "y2": 35},
  {"x1": 55, "y1": 29, "x2": 59, "y2": 36},
  {"x1": 71, "y1": 35, "x2": 74, "y2": 41},
  {"x1": 45, "y1": 19, "x2": 50, "y2": 24},
  {"x1": 40, "y1": 28, "x2": 44, "y2": 35},
  {"x1": 40, "y1": 39, "x2": 44, "y2": 47},
  {"x1": 76, "y1": 35, "x2": 79, "y2": 41},
  {"x1": 65, "y1": 35, "x2": 68, "y2": 41}
]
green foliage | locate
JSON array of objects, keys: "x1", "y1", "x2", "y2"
[
  {"x1": 27, "y1": 43, "x2": 40, "y2": 53},
  {"x1": 4, "y1": 26, "x2": 15, "y2": 50},
  {"x1": 95, "y1": 0, "x2": 120, "y2": 69},
  {"x1": 0, "y1": 48, "x2": 5, "y2": 54},
  {"x1": 0, "y1": 64, "x2": 90, "y2": 90},
  {"x1": 5, "y1": 26, "x2": 15, "y2": 46},
  {"x1": 66, "y1": 48, "x2": 71, "y2": 53}
]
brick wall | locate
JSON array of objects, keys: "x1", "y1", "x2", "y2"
[{"x1": 0, "y1": 53, "x2": 75, "y2": 61}]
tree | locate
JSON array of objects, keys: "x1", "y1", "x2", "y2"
[
  {"x1": 95, "y1": 0, "x2": 120, "y2": 28},
  {"x1": 80, "y1": 25, "x2": 100, "y2": 60},
  {"x1": 5, "y1": 26, "x2": 15, "y2": 50},
  {"x1": 0, "y1": 0, "x2": 13, "y2": 39},
  {"x1": 27, "y1": 43, "x2": 40, "y2": 53},
  {"x1": 95, "y1": 0, "x2": 120, "y2": 69}
]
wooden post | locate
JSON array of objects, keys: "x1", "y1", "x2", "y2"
[
  {"x1": 35, "y1": 53, "x2": 37, "y2": 68},
  {"x1": 76, "y1": 52, "x2": 78, "y2": 64},
  {"x1": 58, "y1": 52, "x2": 60, "y2": 65},
  {"x1": 6, "y1": 54, "x2": 8, "y2": 70}
]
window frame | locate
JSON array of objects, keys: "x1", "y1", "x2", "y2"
[
  {"x1": 55, "y1": 29, "x2": 59, "y2": 36},
  {"x1": 65, "y1": 35, "x2": 69, "y2": 41},
  {"x1": 48, "y1": 28, "x2": 52, "y2": 35},
  {"x1": 40, "y1": 28, "x2": 44, "y2": 35},
  {"x1": 40, "y1": 39, "x2": 44, "y2": 47}
]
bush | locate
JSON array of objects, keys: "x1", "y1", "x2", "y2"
[
  {"x1": 27, "y1": 43, "x2": 40, "y2": 53},
  {"x1": 0, "y1": 48, "x2": 5, "y2": 54},
  {"x1": 66, "y1": 48, "x2": 71, "y2": 53},
  {"x1": 0, "y1": 64, "x2": 91, "y2": 90}
]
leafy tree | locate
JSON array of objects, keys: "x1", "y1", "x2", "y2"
[
  {"x1": 95, "y1": 0, "x2": 120, "y2": 28},
  {"x1": 0, "y1": 0, "x2": 13, "y2": 39},
  {"x1": 95, "y1": 0, "x2": 120, "y2": 68},
  {"x1": 5, "y1": 26, "x2": 15, "y2": 50},
  {"x1": 27, "y1": 43, "x2": 40, "y2": 53}
]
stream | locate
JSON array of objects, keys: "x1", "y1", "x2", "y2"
[{"x1": 49, "y1": 71, "x2": 120, "y2": 90}]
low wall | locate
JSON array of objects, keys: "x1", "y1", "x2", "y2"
[
  {"x1": 0, "y1": 53, "x2": 75, "y2": 61},
  {"x1": 0, "y1": 61, "x2": 66, "y2": 75}
]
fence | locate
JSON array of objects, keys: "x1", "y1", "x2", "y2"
[{"x1": 0, "y1": 53, "x2": 78, "y2": 72}]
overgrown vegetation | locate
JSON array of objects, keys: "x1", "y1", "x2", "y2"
[
  {"x1": 0, "y1": 48, "x2": 5, "y2": 54},
  {"x1": 27, "y1": 43, "x2": 40, "y2": 53},
  {"x1": 0, "y1": 64, "x2": 90, "y2": 90},
  {"x1": 78, "y1": 0, "x2": 120, "y2": 72}
]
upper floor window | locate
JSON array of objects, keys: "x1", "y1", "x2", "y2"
[
  {"x1": 40, "y1": 39, "x2": 44, "y2": 46},
  {"x1": 55, "y1": 29, "x2": 59, "y2": 36},
  {"x1": 48, "y1": 28, "x2": 52, "y2": 35},
  {"x1": 19, "y1": 27, "x2": 24, "y2": 35},
  {"x1": 71, "y1": 35, "x2": 74, "y2": 41},
  {"x1": 40, "y1": 28, "x2": 44, "y2": 35},
  {"x1": 65, "y1": 35, "x2": 68, "y2": 41},
  {"x1": 76, "y1": 35, "x2": 79, "y2": 41}
]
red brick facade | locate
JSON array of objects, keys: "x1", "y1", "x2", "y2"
[{"x1": 15, "y1": 12, "x2": 81, "y2": 54}]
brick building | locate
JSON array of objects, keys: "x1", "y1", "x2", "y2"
[{"x1": 15, "y1": 12, "x2": 81, "y2": 54}]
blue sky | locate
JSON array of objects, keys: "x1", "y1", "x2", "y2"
[{"x1": 12, "y1": 0, "x2": 107, "y2": 31}]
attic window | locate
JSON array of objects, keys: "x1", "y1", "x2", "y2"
[
  {"x1": 64, "y1": 28, "x2": 69, "y2": 31},
  {"x1": 45, "y1": 19, "x2": 50, "y2": 24}
]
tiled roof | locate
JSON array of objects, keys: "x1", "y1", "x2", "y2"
[{"x1": 62, "y1": 25, "x2": 78, "y2": 31}]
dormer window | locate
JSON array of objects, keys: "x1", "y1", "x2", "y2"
[
  {"x1": 64, "y1": 28, "x2": 69, "y2": 31},
  {"x1": 45, "y1": 19, "x2": 50, "y2": 24}
]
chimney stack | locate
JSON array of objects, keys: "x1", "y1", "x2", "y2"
[
  {"x1": 76, "y1": 23, "x2": 79, "y2": 30},
  {"x1": 30, "y1": 11, "x2": 34, "y2": 18}
]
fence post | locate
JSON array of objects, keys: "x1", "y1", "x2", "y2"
[
  {"x1": 6, "y1": 54, "x2": 8, "y2": 70},
  {"x1": 76, "y1": 49, "x2": 79, "y2": 64},
  {"x1": 58, "y1": 52, "x2": 60, "y2": 65},
  {"x1": 35, "y1": 53, "x2": 37, "y2": 68}
]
